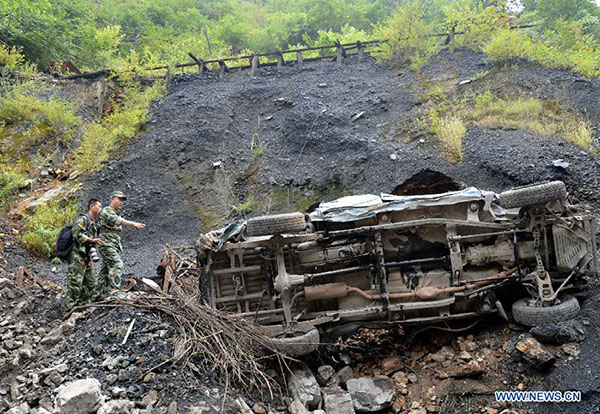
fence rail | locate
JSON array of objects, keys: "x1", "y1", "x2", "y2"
[{"x1": 152, "y1": 24, "x2": 537, "y2": 80}]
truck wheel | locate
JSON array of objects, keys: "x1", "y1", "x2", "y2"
[
  {"x1": 269, "y1": 328, "x2": 320, "y2": 357},
  {"x1": 498, "y1": 181, "x2": 566, "y2": 209},
  {"x1": 246, "y1": 212, "x2": 306, "y2": 236},
  {"x1": 512, "y1": 295, "x2": 580, "y2": 326}
]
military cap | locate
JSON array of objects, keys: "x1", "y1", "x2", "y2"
[{"x1": 110, "y1": 191, "x2": 127, "y2": 200}]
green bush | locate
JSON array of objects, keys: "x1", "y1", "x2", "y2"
[
  {"x1": 21, "y1": 199, "x2": 78, "y2": 258},
  {"x1": 75, "y1": 81, "x2": 166, "y2": 172},
  {"x1": 0, "y1": 44, "x2": 25, "y2": 69},
  {"x1": 0, "y1": 164, "x2": 27, "y2": 211}
]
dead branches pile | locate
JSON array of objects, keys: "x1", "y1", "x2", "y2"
[{"x1": 97, "y1": 292, "x2": 290, "y2": 399}]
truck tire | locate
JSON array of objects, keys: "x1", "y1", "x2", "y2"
[
  {"x1": 498, "y1": 181, "x2": 566, "y2": 209},
  {"x1": 246, "y1": 212, "x2": 306, "y2": 236},
  {"x1": 269, "y1": 328, "x2": 320, "y2": 357},
  {"x1": 512, "y1": 295, "x2": 580, "y2": 326}
]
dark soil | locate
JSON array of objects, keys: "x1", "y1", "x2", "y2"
[{"x1": 5, "y1": 48, "x2": 600, "y2": 412}]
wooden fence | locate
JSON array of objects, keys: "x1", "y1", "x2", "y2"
[{"x1": 153, "y1": 24, "x2": 536, "y2": 80}]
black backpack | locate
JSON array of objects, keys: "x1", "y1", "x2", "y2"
[{"x1": 56, "y1": 224, "x2": 74, "y2": 260}]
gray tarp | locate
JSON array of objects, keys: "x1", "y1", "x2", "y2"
[{"x1": 309, "y1": 187, "x2": 504, "y2": 222}]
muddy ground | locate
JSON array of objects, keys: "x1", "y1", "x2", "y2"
[{"x1": 3, "y1": 48, "x2": 600, "y2": 412}]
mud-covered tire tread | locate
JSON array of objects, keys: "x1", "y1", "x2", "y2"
[
  {"x1": 269, "y1": 328, "x2": 320, "y2": 357},
  {"x1": 246, "y1": 212, "x2": 306, "y2": 236},
  {"x1": 512, "y1": 295, "x2": 580, "y2": 326},
  {"x1": 498, "y1": 181, "x2": 566, "y2": 209}
]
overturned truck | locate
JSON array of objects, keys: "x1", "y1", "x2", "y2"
[{"x1": 193, "y1": 181, "x2": 597, "y2": 355}]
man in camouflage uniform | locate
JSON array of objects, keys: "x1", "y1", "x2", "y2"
[
  {"x1": 97, "y1": 191, "x2": 146, "y2": 295},
  {"x1": 65, "y1": 198, "x2": 104, "y2": 311}
]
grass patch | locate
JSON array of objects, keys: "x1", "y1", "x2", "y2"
[
  {"x1": 430, "y1": 115, "x2": 466, "y2": 162},
  {"x1": 425, "y1": 89, "x2": 596, "y2": 159},
  {"x1": 0, "y1": 164, "x2": 27, "y2": 211},
  {"x1": 0, "y1": 89, "x2": 79, "y2": 156},
  {"x1": 75, "y1": 81, "x2": 166, "y2": 173},
  {"x1": 21, "y1": 199, "x2": 78, "y2": 259},
  {"x1": 231, "y1": 200, "x2": 253, "y2": 214}
]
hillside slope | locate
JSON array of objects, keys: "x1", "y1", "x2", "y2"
[{"x1": 83, "y1": 49, "x2": 600, "y2": 279}]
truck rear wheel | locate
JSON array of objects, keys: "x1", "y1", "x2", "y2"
[
  {"x1": 246, "y1": 212, "x2": 306, "y2": 236},
  {"x1": 498, "y1": 181, "x2": 566, "y2": 209}
]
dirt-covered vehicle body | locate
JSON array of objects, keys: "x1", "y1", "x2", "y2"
[{"x1": 195, "y1": 181, "x2": 596, "y2": 352}]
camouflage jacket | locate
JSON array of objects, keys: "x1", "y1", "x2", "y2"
[
  {"x1": 98, "y1": 206, "x2": 123, "y2": 250},
  {"x1": 72, "y1": 214, "x2": 97, "y2": 257}
]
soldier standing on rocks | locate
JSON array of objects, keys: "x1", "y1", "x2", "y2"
[
  {"x1": 65, "y1": 198, "x2": 103, "y2": 311},
  {"x1": 97, "y1": 191, "x2": 146, "y2": 295}
]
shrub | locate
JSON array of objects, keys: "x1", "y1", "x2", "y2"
[
  {"x1": 373, "y1": 1, "x2": 440, "y2": 70},
  {"x1": 75, "y1": 81, "x2": 166, "y2": 172},
  {"x1": 0, "y1": 44, "x2": 25, "y2": 69},
  {"x1": 484, "y1": 28, "x2": 532, "y2": 62},
  {"x1": 21, "y1": 199, "x2": 78, "y2": 258},
  {"x1": 0, "y1": 164, "x2": 27, "y2": 211}
]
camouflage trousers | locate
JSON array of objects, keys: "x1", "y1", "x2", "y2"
[
  {"x1": 65, "y1": 250, "x2": 97, "y2": 311},
  {"x1": 97, "y1": 244, "x2": 123, "y2": 295}
]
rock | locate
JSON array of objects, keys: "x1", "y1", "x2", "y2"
[
  {"x1": 346, "y1": 377, "x2": 397, "y2": 412},
  {"x1": 446, "y1": 361, "x2": 484, "y2": 379},
  {"x1": 39, "y1": 363, "x2": 68, "y2": 376},
  {"x1": 513, "y1": 335, "x2": 555, "y2": 369},
  {"x1": 337, "y1": 366, "x2": 354, "y2": 385},
  {"x1": 562, "y1": 344, "x2": 581, "y2": 357},
  {"x1": 322, "y1": 387, "x2": 355, "y2": 414},
  {"x1": 141, "y1": 390, "x2": 158, "y2": 407},
  {"x1": 380, "y1": 357, "x2": 403, "y2": 375},
  {"x1": 167, "y1": 401, "x2": 177, "y2": 414},
  {"x1": 529, "y1": 321, "x2": 586, "y2": 345},
  {"x1": 458, "y1": 351, "x2": 472, "y2": 361},
  {"x1": 288, "y1": 399, "x2": 310, "y2": 414},
  {"x1": 252, "y1": 402, "x2": 266, "y2": 414},
  {"x1": 0, "y1": 278, "x2": 14, "y2": 290},
  {"x1": 55, "y1": 378, "x2": 104, "y2": 414},
  {"x1": 7, "y1": 402, "x2": 30, "y2": 414},
  {"x1": 316, "y1": 365, "x2": 339, "y2": 387},
  {"x1": 390, "y1": 154, "x2": 398, "y2": 161},
  {"x1": 97, "y1": 400, "x2": 135, "y2": 414},
  {"x1": 287, "y1": 364, "x2": 321, "y2": 409}
]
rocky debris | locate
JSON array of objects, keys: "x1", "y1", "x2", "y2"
[
  {"x1": 55, "y1": 378, "x2": 104, "y2": 414},
  {"x1": 7, "y1": 402, "x2": 30, "y2": 414},
  {"x1": 336, "y1": 366, "x2": 354, "y2": 386},
  {"x1": 529, "y1": 320, "x2": 586, "y2": 345},
  {"x1": 380, "y1": 357, "x2": 403, "y2": 375},
  {"x1": 346, "y1": 377, "x2": 397, "y2": 412},
  {"x1": 316, "y1": 365, "x2": 339, "y2": 387},
  {"x1": 288, "y1": 398, "x2": 310, "y2": 414},
  {"x1": 97, "y1": 399, "x2": 135, "y2": 414},
  {"x1": 322, "y1": 386, "x2": 355, "y2": 414},
  {"x1": 288, "y1": 364, "x2": 321, "y2": 409},
  {"x1": 445, "y1": 360, "x2": 485, "y2": 379},
  {"x1": 511, "y1": 334, "x2": 556, "y2": 369}
]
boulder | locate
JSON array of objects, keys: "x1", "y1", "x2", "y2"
[
  {"x1": 346, "y1": 377, "x2": 397, "y2": 412},
  {"x1": 97, "y1": 400, "x2": 135, "y2": 414},
  {"x1": 0, "y1": 278, "x2": 15, "y2": 290},
  {"x1": 287, "y1": 364, "x2": 321, "y2": 409},
  {"x1": 55, "y1": 378, "x2": 104, "y2": 414},
  {"x1": 7, "y1": 402, "x2": 30, "y2": 414},
  {"x1": 322, "y1": 386, "x2": 355, "y2": 414},
  {"x1": 288, "y1": 399, "x2": 310, "y2": 414},
  {"x1": 336, "y1": 366, "x2": 355, "y2": 386},
  {"x1": 529, "y1": 321, "x2": 586, "y2": 345},
  {"x1": 316, "y1": 365, "x2": 339, "y2": 387},
  {"x1": 512, "y1": 335, "x2": 555, "y2": 369}
]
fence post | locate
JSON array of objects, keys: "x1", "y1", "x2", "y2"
[
  {"x1": 219, "y1": 60, "x2": 227, "y2": 79},
  {"x1": 357, "y1": 41, "x2": 363, "y2": 63},
  {"x1": 166, "y1": 66, "x2": 172, "y2": 89},
  {"x1": 449, "y1": 26, "x2": 455, "y2": 54},
  {"x1": 251, "y1": 53, "x2": 258, "y2": 76},
  {"x1": 297, "y1": 51, "x2": 303, "y2": 71},
  {"x1": 336, "y1": 41, "x2": 343, "y2": 66},
  {"x1": 188, "y1": 52, "x2": 205, "y2": 74},
  {"x1": 277, "y1": 52, "x2": 285, "y2": 68}
]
